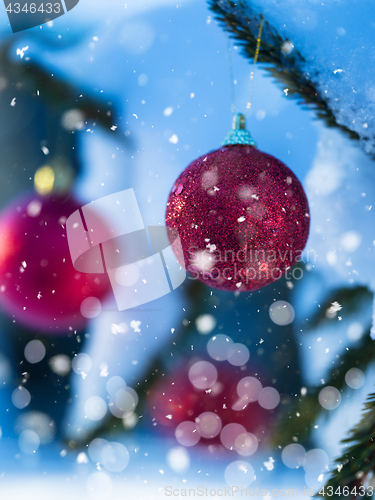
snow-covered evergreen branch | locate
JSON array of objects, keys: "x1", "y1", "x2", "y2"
[{"x1": 208, "y1": 0, "x2": 362, "y2": 145}]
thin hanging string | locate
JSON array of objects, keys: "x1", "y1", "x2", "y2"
[
  {"x1": 226, "y1": 16, "x2": 265, "y2": 117},
  {"x1": 245, "y1": 15, "x2": 264, "y2": 117},
  {"x1": 226, "y1": 34, "x2": 237, "y2": 115}
]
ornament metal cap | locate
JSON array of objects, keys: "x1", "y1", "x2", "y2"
[{"x1": 222, "y1": 113, "x2": 257, "y2": 147}]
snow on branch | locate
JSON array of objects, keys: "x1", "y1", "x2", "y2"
[{"x1": 208, "y1": 0, "x2": 375, "y2": 155}]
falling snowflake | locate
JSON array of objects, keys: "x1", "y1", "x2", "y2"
[
  {"x1": 326, "y1": 301, "x2": 342, "y2": 319},
  {"x1": 263, "y1": 457, "x2": 275, "y2": 471},
  {"x1": 130, "y1": 320, "x2": 141, "y2": 333},
  {"x1": 77, "y1": 452, "x2": 89, "y2": 464},
  {"x1": 190, "y1": 250, "x2": 215, "y2": 272},
  {"x1": 111, "y1": 323, "x2": 128, "y2": 335},
  {"x1": 16, "y1": 46, "x2": 29, "y2": 59}
]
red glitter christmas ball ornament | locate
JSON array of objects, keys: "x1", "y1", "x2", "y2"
[
  {"x1": 147, "y1": 360, "x2": 273, "y2": 451},
  {"x1": 166, "y1": 114, "x2": 310, "y2": 292},
  {"x1": 0, "y1": 193, "x2": 112, "y2": 333}
]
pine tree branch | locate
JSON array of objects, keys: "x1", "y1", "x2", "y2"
[
  {"x1": 208, "y1": 0, "x2": 361, "y2": 144},
  {"x1": 305, "y1": 286, "x2": 373, "y2": 331},
  {"x1": 318, "y1": 391, "x2": 375, "y2": 500},
  {"x1": 0, "y1": 41, "x2": 126, "y2": 138},
  {"x1": 273, "y1": 327, "x2": 375, "y2": 447}
]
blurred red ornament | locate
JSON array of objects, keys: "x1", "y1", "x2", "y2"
[
  {"x1": 165, "y1": 114, "x2": 310, "y2": 292},
  {"x1": 0, "y1": 193, "x2": 112, "y2": 333},
  {"x1": 147, "y1": 361, "x2": 273, "y2": 451}
]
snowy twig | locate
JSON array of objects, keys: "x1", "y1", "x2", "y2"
[
  {"x1": 305, "y1": 286, "x2": 372, "y2": 331},
  {"x1": 318, "y1": 391, "x2": 375, "y2": 499},
  {"x1": 208, "y1": 0, "x2": 362, "y2": 145},
  {"x1": 273, "y1": 323, "x2": 375, "y2": 447},
  {"x1": 0, "y1": 41, "x2": 124, "y2": 137}
]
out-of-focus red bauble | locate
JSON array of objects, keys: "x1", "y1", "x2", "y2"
[
  {"x1": 0, "y1": 194, "x2": 111, "y2": 333},
  {"x1": 146, "y1": 362, "x2": 272, "y2": 447},
  {"x1": 166, "y1": 144, "x2": 310, "y2": 292}
]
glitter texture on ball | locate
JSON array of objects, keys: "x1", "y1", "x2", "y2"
[{"x1": 166, "y1": 145, "x2": 309, "y2": 292}]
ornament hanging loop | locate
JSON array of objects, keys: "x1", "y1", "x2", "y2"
[
  {"x1": 245, "y1": 15, "x2": 265, "y2": 117},
  {"x1": 222, "y1": 112, "x2": 257, "y2": 147},
  {"x1": 226, "y1": 15, "x2": 264, "y2": 118},
  {"x1": 233, "y1": 113, "x2": 246, "y2": 130},
  {"x1": 224, "y1": 15, "x2": 264, "y2": 147}
]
